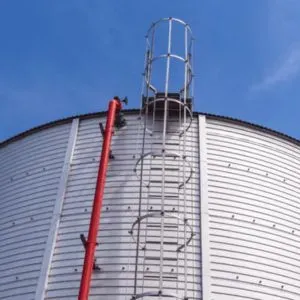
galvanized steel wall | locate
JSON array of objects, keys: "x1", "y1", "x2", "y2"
[
  {"x1": 1, "y1": 112, "x2": 300, "y2": 300},
  {"x1": 200, "y1": 116, "x2": 300, "y2": 300},
  {"x1": 44, "y1": 113, "x2": 201, "y2": 299},
  {"x1": 0, "y1": 123, "x2": 72, "y2": 300}
]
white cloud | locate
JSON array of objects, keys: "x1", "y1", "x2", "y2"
[
  {"x1": 252, "y1": 45, "x2": 300, "y2": 91},
  {"x1": 251, "y1": 0, "x2": 300, "y2": 92}
]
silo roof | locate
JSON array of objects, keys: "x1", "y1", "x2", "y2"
[{"x1": 1, "y1": 109, "x2": 300, "y2": 148}]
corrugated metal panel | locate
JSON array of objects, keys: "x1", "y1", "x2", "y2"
[
  {"x1": 202, "y1": 116, "x2": 300, "y2": 300},
  {"x1": 3, "y1": 110, "x2": 300, "y2": 300},
  {"x1": 0, "y1": 123, "x2": 71, "y2": 300},
  {"x1": 45, "y1": 113, "x2": 202, "y2": 299}
]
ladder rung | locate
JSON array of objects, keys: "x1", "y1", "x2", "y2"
[
  {"x1": 147, "y1": 209, "x2": 178, "y2": 213},
  {"x1": 150, "y1": 167, "x2": 180, "y2": 171},
  {"x1": 146, "y1": 240, "x2": 178, "y2": 245},
  {"x1": 146, "y1": 224, "x2": 178, "y2": 228},
  {"x1": 149, "y1": 180, "x2": 179, "y2": 183},
  {"x1": 149, "y1": 194, "x2": 179, "y2": 199},
  {"x1": 152, "y1": 142, "x2": 180, "y2": 146},
  {"x1": 143, "y1": 275, "x2": 178, "y2": 280},
  {"x1": 152, "y1": 130, "x2": 181, "y2": 134},
  {"x1": 145, "y1": 256, "x2": 178, "y2": 261}
]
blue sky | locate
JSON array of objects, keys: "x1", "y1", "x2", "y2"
[{"x1": 1, "y1": 0, "x2": 300, "y2": 141}]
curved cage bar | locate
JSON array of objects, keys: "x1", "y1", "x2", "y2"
[
  {"x1": 143, "y1": 17, "x2": 194, "y2": 98},
  {"x1": 134, "y1": 150, "x2": 193, "y2": 189},
  {"x1": 142, "y1": 98, "x2": 193, "y2": 137},
  {"x1": 145, "y1": 55, "x2": 193, "y2": 94},
  {"x1": 129, "y1": 212, "x2": 194, "y2": 252},
  {"x1": 146, "y1": 17, "x2": 193, "y2": 36}
]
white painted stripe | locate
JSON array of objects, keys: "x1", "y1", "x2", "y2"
[
  {"x1": 35, "y1": 118, "x2": 79, "y2": 300},
  {"x1": 199, "y1": 115, "x2": 211, "y2": 300}
]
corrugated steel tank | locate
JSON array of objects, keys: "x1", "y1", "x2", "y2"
[{"x1": 1, "y1": 111, "x2": 300, "y2": 300}]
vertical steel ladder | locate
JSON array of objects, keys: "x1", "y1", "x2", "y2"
[{"x1": 130, "y1": 18, "x2": 195, "y2": 300}]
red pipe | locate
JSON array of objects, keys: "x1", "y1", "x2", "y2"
[{"x1": 78, "y1": 98, "x2": 122, "y2": 300}]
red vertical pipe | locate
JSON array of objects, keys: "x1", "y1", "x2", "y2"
[{"x1": 78, "y1": 98, "x2": 122, "y2": 300}]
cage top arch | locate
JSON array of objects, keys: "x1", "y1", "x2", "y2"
[{"x1": 145, "y1": 17, "x2": 193, "y2": 38}]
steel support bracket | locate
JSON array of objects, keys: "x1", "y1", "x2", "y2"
[
  {"x1": 99, "y1": 123, "x2": 115, "y2": 159},
  {"x1": 99, "y1": 122, "x2": 105, "y2": 137},
  {"x1": 80, "y1": 234, "x2": 101, "y2": 271},
  {"x1": 99, "y1": 122, "x2": 115, "y2": 136}
]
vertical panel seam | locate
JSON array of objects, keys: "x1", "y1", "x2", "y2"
[
  {"x1": 34, "y1": 118, "x2": 79, "y2": 300},
  {"x1": 199, "y1": 115, "x2": 211, "y2": 300}
]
